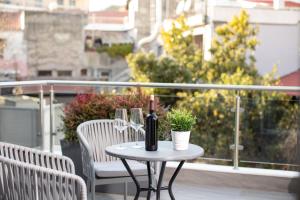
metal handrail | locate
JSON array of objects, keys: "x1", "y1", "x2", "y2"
[{"x1": 0, "y1": 80, "x2": 299, "y2": 92}]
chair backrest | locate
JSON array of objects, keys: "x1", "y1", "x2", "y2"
[
  {"x1": 0, "y1": 142, "x2": 75, "y2": 174},
  {"x1": 0, "y1": 155, "x2": 87, "y2": 200},
  {"x1": 77, "y1": 119, "x2": 144, "y2": 163}
]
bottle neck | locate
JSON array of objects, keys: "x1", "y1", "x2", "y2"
[{"x1": 149, "y1": 100, "x2": 155, "y2": 113}]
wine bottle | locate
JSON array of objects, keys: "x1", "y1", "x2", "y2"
[{"x1": 145, "y1": 95, "x2": 158, "y2": 151}]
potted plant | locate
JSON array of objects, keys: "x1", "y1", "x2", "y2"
[
  {"x1": 61, "y1": 92, "x2": 169, "y2": 177},
  {"x1": 167, "y1": 108, "x2": 196, "y2": 150}
]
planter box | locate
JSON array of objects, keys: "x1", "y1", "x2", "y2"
[{"x1": 60, "y1": 139, "x2": 84, "y2": 179}]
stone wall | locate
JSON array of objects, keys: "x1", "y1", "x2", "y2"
[
  {"x1": 24, "y1": 11, "x2": 87, "y2": 78},
  {"x1": 84, "y1": 51, "x2": 129, "y2": 81}
]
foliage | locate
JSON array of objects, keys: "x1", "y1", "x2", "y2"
[
  {"x1": 203, "y1": 10, "x2": 260, "y2": 83},
  {"x1": 175, "y1": 10, "x2": 292, "y2": 162},
  {"x1": 97, "y1": 43, "x2": 133, "y2": 58},
  {"x1": 167, "y1": 109, "x2": 196, "y2": 132},
  {"x1": 127, "y1": 53, "x2": 190, "y2": 83},
  {"x1": 126, "y1": 10, "x2": 300, "y2": 169},
  {"x1": 127, "y1": 15, "x2": 202, "y2": 99},
  {"x1": 62, "y1": 91, "x2": 168, "y2": 142}
]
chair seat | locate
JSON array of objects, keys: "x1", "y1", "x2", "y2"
[{"x1": 94, "y1": 160, "x2": 148, "y2": 178}]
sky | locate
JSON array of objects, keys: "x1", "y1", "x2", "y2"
[{"x1": 89, "y1": 0, "x2": 127, "y2": 11}]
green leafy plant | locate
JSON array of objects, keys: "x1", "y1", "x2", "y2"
[
  {"x1": 167, "y1": 109, "x2": 196, "y2": 132},
  {"x1": 97, "y1": 43, "x2": 133, "y2": 58}
]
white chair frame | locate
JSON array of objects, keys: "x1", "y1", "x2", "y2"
[
  {"x1": 0, "y1": 142, "x2": 87, "y2": 200},
  {"x1": 77, "y1": 119, "x2": 156, "y2": 200},
  {"x1": 0, "y1": 141, "x2": 75, "y2": 173},
  {"x1": 0, "y1": 155, "x2": 87, "y2": 200}
]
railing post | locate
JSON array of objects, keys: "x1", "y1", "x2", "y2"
[
  {"x1": 50, "y1": 85, "x2": 55, "y2": 152},
  {"x1": 39, "y1": 85, "x2": 45, "y2": 151},
  {"x1": 233, "y1": 91, "x2": 241, "y2": 169}
]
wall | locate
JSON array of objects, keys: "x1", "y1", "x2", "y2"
[
  {"x1": 209, "y1": 6, "x2": 300, "y2": 76},
  {"x1": 0, "y1": 31, "x2": 27, "y2": 78},
  {"x1": 24, "y1": 11, "x2": 87, "y2": 78},
  {"x1": 84, "y1": 51, "x2": 129, "y2": 81},
  {"x1": 134, "y1": 0, "x2": 152, "y2": 41},
  {"x1": 255, "y1": 23, "x2": 299, "y2": 76}
]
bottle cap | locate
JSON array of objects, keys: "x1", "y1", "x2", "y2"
[{"x1": 150, "y1": 95, "x2": 154, "y2": 101}]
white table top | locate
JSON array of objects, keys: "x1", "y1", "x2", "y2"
[{"x1": 105, "y1": 141, "x2": 204, "y2": 162}]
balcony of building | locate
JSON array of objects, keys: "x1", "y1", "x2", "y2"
[{"x1": 0, "y1": 80, "x2": 299, "y2": 200}]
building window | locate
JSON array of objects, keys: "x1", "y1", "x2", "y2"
[
  {"x1": 194, "y1": 35, "x2": 203, "y2": 49},
  {"x1": 35, "y1": 0, "x2": 42, "y2": 7},
  {"x1": 94, "y1": 38, "x2": 103, "y2": 48},
  {"x1": 69, "y1": 0, "x2": 76, "y2": 6},
  {"x1": 100, "y1": 71, "x2": 110, "y2": 81},
  {"x1": 57, "y1": 0, "x2": 63, "y2": 5},
  {"x1": 81, "y1": 69, "x2": 87, "y2": 76},
  {"x1": 57, "y1": 70, "x2": 72, "y2": 77},
  {"x1": 38, "y1": 70, "x2": 52, "y2": 77},
  {"x1": 85, "y1": 36, "x2": 93, "y2": 50},
  {"x1": 94, "y1": 69, "x2": 111, "y2": 81},
  {"x1": 0, "y1": 39, "x2": 6, "y2": 58}
]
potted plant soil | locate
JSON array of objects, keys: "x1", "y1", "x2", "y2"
[{"x1": 167, "y1": 108, "x2": 196, "y2": 150}]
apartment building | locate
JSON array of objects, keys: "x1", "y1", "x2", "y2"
[
  {"x1": 183, "y1": 0, "x2": 300, "y2": 77},
  {"x1": 0, "y1": 0, "x2": 89, "y2": 11},
  {"x1": 133, "y1": 0, "x2": 300, "y2": 78},
  {"x1": 0, "y1": 11, "x2": 27, "y2": 81},
  {"x1": 0, "y1": 0, "x2": 88, "y2": 81}
]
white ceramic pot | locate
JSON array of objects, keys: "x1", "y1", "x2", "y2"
[{"x1": 171, "y1": 130, "x2": 190, "y2": 150}]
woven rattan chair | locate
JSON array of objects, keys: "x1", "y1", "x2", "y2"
[
  {"x1": 0, "y1": 141, "x2": 74, "y2": 174},
  {"x1": 0, "y1": 155, "x2": 87, "y2": 200},
  {"x1": 77, "y1": 119, "x2": 151, "y2": 200}
]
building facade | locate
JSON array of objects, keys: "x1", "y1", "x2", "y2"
[
  {"x1": 0, "y1": 11, "x2": 27, "y2": 81},
  {"x1": 185, "y1": 0, "x2": 300, "y2": 77},
  {"x1": 0, "y1": 0, "x2": 89, "y2": 11},
  {"x1": 134, "y1": 0, "x2": 300, "y2": 77},
  {"x1": 25, "y1": 11, "x2": 87, "y2": 79}
]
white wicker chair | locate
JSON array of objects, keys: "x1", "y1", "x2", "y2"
[
  {"x1": 0, "y1": 141, "x2": 75, "y2": 174},
  {"x1": 0, "y1": 155, "x2": 87, "y2": 200},
  {"x1": 77, "y1": 119, "x2": 151, "y2": 200}
]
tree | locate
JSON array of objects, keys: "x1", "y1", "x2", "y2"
[
  {"x1": 127, "y1": 10, "x2": 299, "y2": 169},
  {"x1": 127, "y1": 15, "x2": 202, "y2": 84},
  {"x1": 203, "y1": 10, "x2": 260, "y2": 83}
]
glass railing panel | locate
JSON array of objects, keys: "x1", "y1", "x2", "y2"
[
  {"x1": 53, "y1": 87, "x2": 236, "y2": 165},
  {"x1": 0, "y1": 85, "x2": 42, "y2": 149},
  {"x1": 157, "y1": 92, "x2": 235, "y2": 164},
  {"x1": 240, "y1": 94, "x2": 300, "y2": 170}
]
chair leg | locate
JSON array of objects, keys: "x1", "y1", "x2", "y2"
[
  {"x1": 87, "y1": 180, "x2": 91, "y2": 199},
  {"x1": 153, "y1": 161, "x2": 160, "y2": 188},
  {"x1": 123, "y1": 182, "x2": 128, "y2": 200},
  {"x1": 91, "y1": 180, "x2": 95, "y2": 200}
]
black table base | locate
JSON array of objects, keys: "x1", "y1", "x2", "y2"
[{"x1": 121, "y1": 159, "x2": 185, "y2": 200}]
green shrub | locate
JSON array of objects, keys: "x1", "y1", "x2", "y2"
[
  {"x1": 96, "y1": 43, "x2": 133, "y2": 58},
  {"x1": 62, "y1": 91, "x2": 169, "y2": 142},
  {"x1": 167, "y1": 108, "x2": 196, "y2": 132}
]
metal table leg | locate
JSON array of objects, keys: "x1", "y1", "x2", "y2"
[
  {"x1": 156, "y1": 161, "x2": 166, "y2": 200},
  {"x1": 121, "y1": 159, "x2": 141, "y2": 200},
  {"x1": 121, "y1": 159, "x2": 185, "y2": 200},
  {"x1": 168, "y1": 161, "x2": 185, "y2": 200},
  {"x1": 146, "y1": 161, "x2": 152, "y2": 200}
]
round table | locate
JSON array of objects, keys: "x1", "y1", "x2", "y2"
[{"x1": 105, "y1": 141, "x2": 204, "y2": 200}]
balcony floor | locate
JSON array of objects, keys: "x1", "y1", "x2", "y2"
[{"x1": 95, "y1": 183, "x2": 296, "y2": 200}]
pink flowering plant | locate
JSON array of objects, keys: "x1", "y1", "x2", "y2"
[{"x1": 62, "y1": 91, "x2": 168, "y2": 142}]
